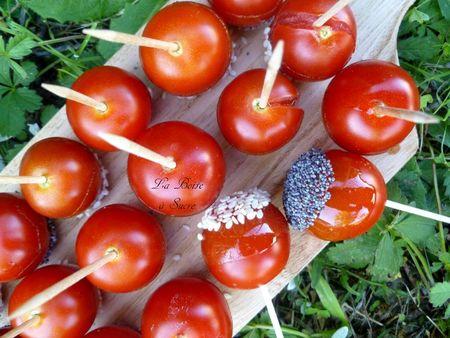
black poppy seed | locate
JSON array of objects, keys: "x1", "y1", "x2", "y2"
[
  {"x1": 283, "y1": 148, "x2": 335, "y2": 231},
  {"x1": 43, "y1": 218, "x2": 58, "y2": 264}
]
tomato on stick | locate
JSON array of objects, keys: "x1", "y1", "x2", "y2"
[
  {"x1": 199, "y1": 189, "x2": 290, "y2": 338},
  {"x1": 218, "y1": 41, "x2": 304, "y2": 154},
  {"x1": 5, "y1": 265, "x2": 98, "y2": 338},
  {"x1": 283, "y1": 149, "x2": 450, "y2": 242},
  {"x1": 83, "y1": 2, "x2": 232, "y2": 96},
  {"x1": 323, "y1": 60, "x2": 439, "y2": 155},
  {"x1": 8, "y1": 204, "x2": 166, "y2": 321}
]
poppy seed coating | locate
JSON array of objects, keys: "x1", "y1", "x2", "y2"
[{"x1": 283, "y1": 148, "x2": 335, "y2": 231}]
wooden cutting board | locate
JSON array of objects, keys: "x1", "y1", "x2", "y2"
[{"x1": 1, "y1": 0, "x2": 418, "y2": 335}]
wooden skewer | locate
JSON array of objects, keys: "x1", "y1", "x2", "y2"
[
  {"x1": 1, "y1": 315, "x2": 40, "y2": 338},
  {"x1": 259, "y1": 285, "x2": 284, "y2": 338},
  {"x1": 257, "y1": 40, "x2": 284, "y2": 110},
  {"x1": 373, "y1": 106, "x2": 440, "y2": 124},
  {"x1": 385, "y1": 200, "x2": 450, "y2": 224},
  {"x1": 0, "y1": 176, "x2": 47, "y2": 185},
  {"x1": 41, "y1": 83, "x2": 108, "y2": 112},
  {"x1": 313, "y1": 0, "x2": 356, "y2": 27},
  {"x1": 99, "y1": 132, "x2": 177, "y2": 170},
  {"x1": 83, "y1": 29, "x2": 181, "y2": 54},
  {"x1": 8, "y1": 251, "x2": 118, "y2": 321}
]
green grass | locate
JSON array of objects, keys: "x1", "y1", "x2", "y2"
[{"x1": 0, "y1": 1, "x2": 449, "y2": 337}]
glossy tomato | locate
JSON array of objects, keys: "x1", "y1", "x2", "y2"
[
  {"x1": 309, "y1": 150, "x2": 387, "y2": 241},
  {"x1": 323, "y1": 60, "x2": 419, "y2": 155},
  {"x1": 218, "y1": 68, "x2": 303, "y2": 154},
  {"x1": 67, "y1": 66, "x2": 152, "y2": 152},
  {"x1": 76, "y1": 204, "x2": 165, "y2": 293},
  {"x1": 128, "y1": 121, "x2": 226, "y2": 216},
  {"x1": 270, "y1": 0, "x2": 357, "y2": 81},
  {"x1": 210, "y1": 0, "x2": 282, "y2": 26},
  {"x1": 202, "y1": 203, "x2": 290, "y2": 289},
  {"x1": 0, "y1": 194, "x2": 49, "y2": 282},
  {"x1": 84, "y1": 326, "x2": 140, "y2": 338},
  {"x1": 8, "y1": 265, "x2": 98, "y2": 338},
  {"x1": 140, "y1": 2, "x2": 232, "y2": 96},
  {"x1": 141, "y1": 277, "x2": 232, "y2": 338},
  {"x1": 20, "y1": 137, "x2": 102, "y2": 219}
]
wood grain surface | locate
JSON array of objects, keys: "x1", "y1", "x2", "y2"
[{"x1": 1, "y1": 0, "x2": 418, "y2": 335}]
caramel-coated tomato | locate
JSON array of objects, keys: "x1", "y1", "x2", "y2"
[
  {"x1": 141, "y1": 277, "x2": 232, "y2": 338},
  {"x1": 67, "y1": 66, "x2": 152, "y2": 152},
  {"x1": 323, "y1": 60, "x2": 419, "y2": 155},
  {"x1": 20, "y1": 137, "x2": 102, "y2": 219},
  {"x1": 309, "y1": 150, "x2": 387, "y2": 241},
  {"x1": 218, "y1": 69, "x2": 303, "y2": 154},
  {"x1": 140, "y1": 2, "x2": 232, "y2": 96},
  {"x1": 210, "y1": 0, "x2": 282, "y2": 27},
  {"x1": 8, "y1": 265, "x2": 98, "y2": 338},
  {"x1": 202, "y1": 203, "x2": 290, "y2": 289},
  {"x1": 128, "y1": 121, "x2": 226, "y2": 216},
  {"x1": 84, "y1": 326, "x2": 140, "y2": 338},
  {"x1": 0, "y1": 193, "x2": 49, "y2": 282},
  {"x1": 270, "y1": 0, "x2": 356, "y2": 81},
  {"x1": 76, "y1": 204, "x2": 166, "y2": 293}
]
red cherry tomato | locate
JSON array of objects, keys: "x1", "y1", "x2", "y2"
[
  {"x1": 67, "y1": 66, "x2": 152, "y2": 152},
  {"x1": 218, "y1": 69, "x2": 303, "y2": 154},
  {"x1": 270, "y1": 0, "x2": 356, "y2": 81},
  {"x1": 76, "y1": 204, "x2": 165, "y2": 293},
  {"x1": 84, "y1": 326, "x2": 140, "y2": 338},
  {"x1": 128, "y1": 121, "x2": 226, "y2": 216},
  {"x1": 20, "y1": 137, "x2": 102, "y2": 219},
  {"x1": 140, "y1": 2, "x2": 232, "y2": 96},
  {"x1": 309, "y1": 150, "x2": 387, "y2": 241},
  {"x1": 210, "y1": 0, "x2": 282, "y2": 27},
  {"x1": 8, "y1": 265, "x2": 98, "y2": 338},
  {"x1": 323, "y1": 60, "x2": 419, "y2": 155},
  {"x1": 0, "y1": 194, "x2": 49, "y2": 282},
  {"x1": 141, "y1": 277, "x2": 232, "y2": 338},
  {"x1": 202, "y1": 203, "x2": 290, "y2": 289}
]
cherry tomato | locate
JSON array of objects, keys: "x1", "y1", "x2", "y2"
[
  {"x1": 218, "y1": 69, "x2": 303, "y2": 154},
  {"x1": 20, "y1": 137, "x2": 102, "y2": 219},
  {"x1": 210, "y1": 0, "x2": 282, "y2": 27},
  {"x1": 128, "y1": 121, "x2": 226, "y2": 216},
  {"x1": 76, "y1": 204, "x2": 165, "y2": 293},
  {"x1": 0, "y1": 194, "x2": 49, "y2": 282},
  {"x1": 141, "y1": 277, "x2": 232, "y2": 338},
  {"x1": 8, "y1": 265, "x2": 98, "y2": 338},
  {"x1": 67, "y1": 66, "x2": 152, "y2": 152},
  {"x1": 309, "y1": 150, "x2": 387, "y2": 241},
  {"x1": 202, "y1": 203, "x2": 290, "y2": 289},
  {"x1": 140, "y1": 2, "x2": 232, "y2": 96},
  {"x1": 323, "y1": 60, "x2": 419, "y2": 155},
  {"x1": 270, "y1": 0, "x2": 356, "y2": 81},
  {"x1": 0, "y1": 328, "x2": 10, "y2": 335},
  {"x1": 84, "y1": 326, "x2": 140, "y2": 338}
]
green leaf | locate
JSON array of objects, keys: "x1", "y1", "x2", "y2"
[
  {"x1": 8, "y1": 59, "x2": 28, "y2": 80},
  {"x1": 370, "y1": 233, "x2": 403, "y2": 282},
  {"x1": 0, "y1": 97, "x2": 26, "y2": 137},
  {"x1": 40, "y1": 105, "x2": 58, "y2": 125},
  {"x1": 429, "y1": 282, "x2": 450, "y2": 307},
  {"x1": 0, "y1": 58, "x2": 12, "y2": 86},
  {"x1": 8, "y1": 87, "x2": 42, "y2": 113},
  {"x1": 445, "y1": 305, "x2": 450, "y2": 319},
  {"x1": 438, "y1": 0, "x2": 450, "y2": 20},
  {"x1": 420, "y1": 94, "x2": 434, "y2": 110},
  {"x1": 327, "y1": 227, "x2": 380, "y2": 269},
  {"x1": 409, "y1": 8, "x2": 430, "y2": 24},
  {"x1": 6, "y1": 35, "x2": 36, "y2": 59},
  {"x1": 312, "y1": 276, "x2": 347, "y2": 324},
  {"x1": 393, "y1": 215, "x2": 437, "y2": 247},
  {"x1": 392, "y1": 158, "x2": 428, "y2": 208},
  {"x1": 21, "y1": 0, "x2": 127, "y2": 23},
  {"x1": 398, "y1": 33, "x2": 442, "y2": 62},
  {"x1": 4, "y1": 142, "x2": 26, "y2": 163},
  {"x1": 97, "y1": 0, "x2": 167, "y2": 59},
  {"x1": 13, "y1": 61, "x2": 38, "y2": 86}
]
